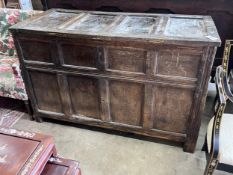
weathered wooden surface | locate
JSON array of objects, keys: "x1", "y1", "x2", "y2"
[
  {"x1": 41, "y1": 0, "x2": 233, "y2": 77},
  {"x1": 10, "y1": 9, "x2": 221, "y2": 153},
  {"x1": 11, "y1": 10, "x2": 220, "y2": 45}
]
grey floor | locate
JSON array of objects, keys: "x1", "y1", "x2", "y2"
[{"x1": 14, "y1": 83, "x2": 232, "y2": 175}]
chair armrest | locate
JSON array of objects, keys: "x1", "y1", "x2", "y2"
[
  {"x1": 210, "y1": 66, "x2": 227, "y2": 158},
  {"x1": 216, "y1": 66, "x2": 227, "y2": 104}
]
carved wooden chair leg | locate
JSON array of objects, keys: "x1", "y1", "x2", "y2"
[{"x1": 204, "y1": 158, "x2": 219, "y2": 175}]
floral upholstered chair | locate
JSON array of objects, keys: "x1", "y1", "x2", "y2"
[{"x1": 0, "y1": 8, "x2": 42, "y2": 114}]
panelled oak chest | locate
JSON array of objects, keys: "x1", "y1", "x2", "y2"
[{"x1": 10, "y1": 9, "x2": 221, "y2": 152}]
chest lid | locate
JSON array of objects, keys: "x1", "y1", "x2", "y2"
[{"x1": 10, "y1": 9, "x2": 221, "y2": 46}]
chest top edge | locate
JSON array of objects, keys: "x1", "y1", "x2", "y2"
[{"x1": 10, "y1": 9, "x2": 221, "y2": 46}]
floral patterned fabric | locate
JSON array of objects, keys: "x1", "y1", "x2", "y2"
[
  {"x1": 0, "y1": 9, "x2": 36, "y2": 56},
  {"x1": 0, "y1": 8, "x2": 42, "y2": 100},
  {"x1": 0, "y1": 55, "x2": 27, "y2": 100}
]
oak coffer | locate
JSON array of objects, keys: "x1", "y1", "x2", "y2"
[{"x1": 10, "y1": 9, "x2": 221, "y2": 153}]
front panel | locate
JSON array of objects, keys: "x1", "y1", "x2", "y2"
[
  {"x1": 22, "y1": 38, "x2": 202, "y2": 133},
  {"x1": 107, "y1": 47, "x2": 147, "y2": 73},
  {"x1": 28, "y1": 70, "x2": 63, "y2": 113},
  {"x1": 156, "y1": 49, "x2": 203, "y2": 79},
  {"x1": 109, "y1": 80, "x2": 144, "y2": 126},
  {"x1": 61, "y1": 44, "x2": 99, "y2": 68},
  {"x1": 67, "y1": 75, "x2": 101, "y2": 119},
  {"x1": 153, "y1": 86, "x2": 194, "y2": 133},
  {"x1": 15, "y1": 33, "x2": 209, "y2": 152},
  {"x1": 20, "y1": 40, "x2": 54, "y2": 63}
]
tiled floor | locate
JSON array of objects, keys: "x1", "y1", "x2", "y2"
[{"x1": 13, "y1": 84, "x2": 232, "y2": 175}]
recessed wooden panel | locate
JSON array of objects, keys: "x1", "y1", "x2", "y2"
[
  {"x1": 61, "y1": 44, "x2": 98, "y2": 68},
  {"x1": 29, "y1": 71, "x2": 62, "y2": 113},
  {"x1": 107, "y1": 48, "x2": 146, "y2": 73},
  {"x1": 156, "y1": 50, "x2": 201, "y2": 78},
  {"x1": 109, "y1": 81, "x2": 144, "y2": 126},
  {"x1": 67, "y1": 14, "x2": 117, "y2": 33},
  {"x1": 113, "y1": 16, "x2": 158, "y2": 35},
  {"x1": 28, "y1": 11, "x2": 77, "y2": 28},
  {"x1": 20, "y1": 40, "x2": 53, "y2": 63},
  {"x1": 68, "y1": 76, "x2": 100, "y2": 119},
  {"x1": 164, "y1": 17, "x2": 207, "y2": 38},
  {"x1": 153, "y1": 86, "x2": 194, "y2": 133}
]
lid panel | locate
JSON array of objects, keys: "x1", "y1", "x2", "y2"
[
  {"x1": 164, "y1": 17, "x2": 207, "y2": 38},
  {"x1": 113, "y1": 16, "x2": 158, "y2": 35},
  {"x1": 28, "y1": 11, "x2": 78, "y2": 29},
  {"x1": 67, "y1": 14, "x2": 117, "y2": 33}
]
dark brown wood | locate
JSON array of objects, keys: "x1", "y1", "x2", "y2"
[
  {"x1": 0, "y1": 127, "x2": 57, "y2": 175},
  {"x1": 41, "y1": 157, "x2": 81, "y2": 175},
  {"x1": 41, "y1": 0, "x2": 233, "y2": 78},
  {"x1": 10, "y1": 9, "x2": 221, "y2": 153},
  {"x1": 24, "y1": 100, "x2": 33, "y2": 117}
]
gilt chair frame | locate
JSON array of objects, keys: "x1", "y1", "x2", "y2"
[{"x1": 204, "y1": 40, "x2": 233, "y2": 175}]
